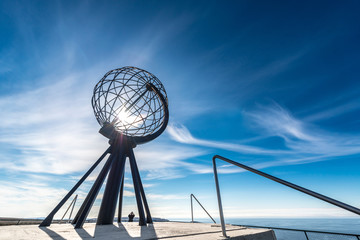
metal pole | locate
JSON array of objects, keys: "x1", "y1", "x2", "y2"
[
  {"x1": 128, "y1": 147, "x2": 146, "y2": 226},
  {"x1": 74, "y1": 152, "x2": 115, "y2": 228},
  {"x1": 191, "y1": 194, "x2": 216, "y2": 224},
  {"x1": 214, "y1": 155, "x2": 360, "y2": 216},
  {"x1": 59, "y1": 194, "x2": 77, "y2": 224},
  {"x1": 39, "y1": 147, "x2": 111, "y2": 227},
  {"x1": 97, "y1": 144, "x2": 126, "y2": 225},
  {"x1": 118, "y1": 170, "x2": 125, "y2": 223},
  {"x1": 68, "y1": 195, "x2": 77, "y2": 223},
  {"x1": 304, "y1": 231, "x2": 309, "y2": 240},
  {"x1": 191, "y1": 194, "x2": 194, "y2": 223},
  {"x1": 132, "y1": 155, "x2": 153, "y2": 223},
  {"x1": 72, "y1": 152, "x2": 114, "y2": 225},
  {"x1": 212, "y1": 157, "x2": 228, "y2": 238}
]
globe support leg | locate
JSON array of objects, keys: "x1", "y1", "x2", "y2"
[
  {"x1": 74, "y1": 152, "x2": 115, "y2": 228},
  {"x1": 118, "y1": 172, "x2": 125, "y2": 223},
  {"x1": 97, "y1": 146, "x2": 126, "y2": 225},
  {"x1": 39, "y1": 147, "x2": 111, "y2": 227},
  {"x1": 129, "y1": 147, "x2": 146, "y2": 226},
  {"x1": 71, "y1": 151, "x2": 114, "y2": 225},
  {"x1": 128, "y1": 147, "x2": 146, "y2": 226}
]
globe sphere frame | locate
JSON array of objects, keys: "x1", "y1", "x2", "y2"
[{"x1": 91, "y1": 66, "x2": 169, "y2": 144}]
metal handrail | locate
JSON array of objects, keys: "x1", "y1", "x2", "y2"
[
  {"x1": 212, "y1": 155, "x2": 360, "y2": 238},
  {"x1": 235, "y1": 224, "x2": 360, "y2": 240},
  {"x1": 190, "y1": 194, "x2": 216, "y2": 224},
  {"x1": 59, "y1": 194, "x2": 78, "y2": 224}
]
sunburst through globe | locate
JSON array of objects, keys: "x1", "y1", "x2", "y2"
[{"x1": 91, "y1": 66, "x2": 168, "y2": 139}]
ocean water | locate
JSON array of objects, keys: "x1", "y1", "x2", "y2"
[
  {"x1": 174, "y1": 218, "x2": 360, "y2": 240},
  {"x1": 227, "y1": 218, "x2": 360, "y2": 234}
]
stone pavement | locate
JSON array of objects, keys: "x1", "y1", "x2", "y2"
[{"x1": 0, "y1": 222, "x2": 276, "y2": 240}]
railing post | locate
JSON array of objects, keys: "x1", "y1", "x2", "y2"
[
  {"x1": 212, "y1": 156, "x2": 228, "y2": 238},
  {"x1": 304, "y1": 231, "x2": 309, "y2": 240},
  {"x1": 68, "y1": 195, "x2": 77, "y2": 223},
  {"x1": 190, "y1": 194, "x2": 194, "y2": 223},
  {"x1": 190, "y1": 194, "x2": 216, "y2": 224},
  {"x1": 60, "y1": 194, "x2": 78, "y2": 224}
]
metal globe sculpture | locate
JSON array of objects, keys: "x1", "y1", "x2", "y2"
[
  {"x1": 40, "y1": 67, "x2": 168, "y2": 228},
  {"x1": 92, "y1": 67, "x2": 168, "y2": 141}
]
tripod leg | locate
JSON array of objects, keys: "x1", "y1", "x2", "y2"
[
  {"x1": 133, "y1": 158, "x2": 153, "y2": 223},
  {"x1": 74, "y1": 152, "x2": 115, "y2": 228},
  {"x1": 118, "y1": 171, "x2": 125, "y2": 223},
  {"x1": 39, "y1": 147, "x2": 111, "y2": 227},
  {"x1": 97, "y1": 146, "x2": 126, "y2": 225},
  {"x1": 128, "y1": 147, "x2": 146, "y2": 226},
  {"x1": 72, "y1": 151, "x2": 113, "y2": 225}
]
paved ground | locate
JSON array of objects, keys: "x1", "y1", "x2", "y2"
[{"x1": 0, "y1": 222, "x2": 276, "y2": 240}]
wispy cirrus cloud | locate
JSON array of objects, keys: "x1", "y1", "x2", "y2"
[
  {"x1": 147, "y1": 193, "x2": 187, "y2": 200},
  {"x1": 245, "y1": 104, "x2": 360, "y2": 165},
  {"x1": 0, "y1": 74, "x2": 208, "y2": 180},
  {"x1": 167, "y1": 123, "x2": 289, "y2": 155},
  {"x1": 167, "y1": 103, "x2": 360, "y2": 172},
  {"x1": 247, "y1": 104, "x2": 319, "y2": 142},
  {"x1": 181, "y1": 161, "x2": 246, "y2": 174},
  {"x1": 0, "y1": 8, "x2": 198, "y2": 177},
  {"x1": 0, "y1": 180, "x2": 68, "y2": 218},
  {"x1": 304, "y1": 97, "x2": 360, "y2": 122},
  {"x1": 0, "y1": 72, "x2": 108, "y2": 174}
]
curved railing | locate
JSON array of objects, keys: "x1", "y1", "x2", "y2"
[{"x1": 212, "y1": 155, "x2": 360, "y2": 238}]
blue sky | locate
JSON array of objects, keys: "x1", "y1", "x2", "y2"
[{"x1": 1, "y1": 0, "x2": 360, "y2": 221}]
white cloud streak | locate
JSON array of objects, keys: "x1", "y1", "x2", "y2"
[
  {"x1": 250, "y1": 104, "x2": 360, "y2": 151},
  {"x1": 304, "y1": 97, "x2": 360, "y2": 122},
  {"x1": 167, "y1": 123, "x2": 289, "y2": 155},
  {"x1": 168, "y1": 103, "x2": 360, "y2": 172},
  {"x1": 124, "y1": 143, "x2": 210, "y2": 180},
  {"x1": 0, "y1": 72, "x2": 108, "y2": 174},
  {"x1": 0, "y1": 10, "x2": 199, "y2": 177},
  {"x1": 147, "y1": 193, "x2": 187, "y2": 200},
  {"x1": 245, "y1": 104, "x2": 360, "y2": 166},
  {"x1": 0, "y1": 180, "x2": 68, "y2": 218}
]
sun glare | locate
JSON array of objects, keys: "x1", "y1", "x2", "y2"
[{"x1": 115, "y1": 108, "x2": 144, "y2": 128}]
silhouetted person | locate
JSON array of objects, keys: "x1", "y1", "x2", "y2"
[{"x1": 128, "y1": 211, "x2": 135, "y2": 222}]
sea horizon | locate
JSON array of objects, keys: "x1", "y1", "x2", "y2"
[{"x1": 171, "y1": 217, "x2": 360, "y2": 235}]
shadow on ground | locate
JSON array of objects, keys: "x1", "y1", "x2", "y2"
[{"x1": 39, "y1": 222, "x2": 158, "y2": 240}]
